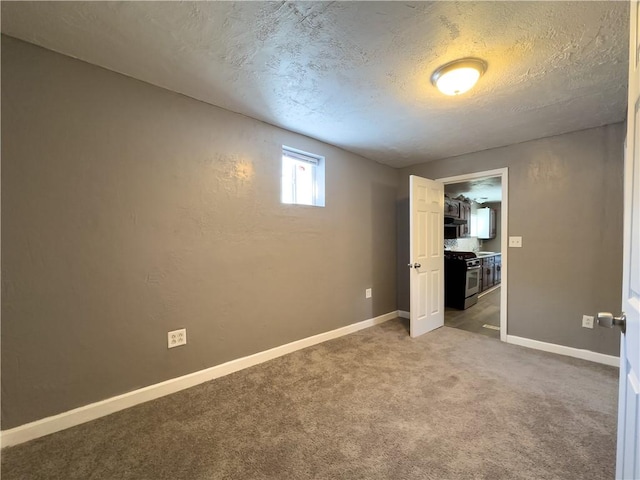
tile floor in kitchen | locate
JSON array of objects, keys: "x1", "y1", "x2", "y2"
[{"x1": 445, "y1": 286, "x2": 501, "y2": 339}]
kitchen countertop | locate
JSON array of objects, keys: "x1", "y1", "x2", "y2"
[{"x1": 476, "y1": 252, "x2": 502, "y2": 258}]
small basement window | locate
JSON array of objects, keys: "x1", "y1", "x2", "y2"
[{"x1": 281, "y1": 146, "x2": 325, "y2": 207}]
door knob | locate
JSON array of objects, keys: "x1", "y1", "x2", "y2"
[
  {"x1": 407, "y1": 263, "x2": 421, "y2": 268},
  {"x1": 597, "y1": 312, "x2": 626, "y2": 334}
]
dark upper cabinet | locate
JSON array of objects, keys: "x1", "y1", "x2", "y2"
[
  {"x1": 444, "y1": 195, "x2": 471, "y2": 238},
  {"x1": 459, "y1": 202, "x2": 471, "y2": 237},
  {"x1": 444, "y1": 196, "x2": 461, "y2": 218}
]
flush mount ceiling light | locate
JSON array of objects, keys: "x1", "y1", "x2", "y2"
[{"x1": 431, "y1": 58, "x2": 487, "y2": 96}]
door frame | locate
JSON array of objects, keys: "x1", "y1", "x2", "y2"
[{"x1": 436, "y1": 168, "x2": 509, "y2": 342}]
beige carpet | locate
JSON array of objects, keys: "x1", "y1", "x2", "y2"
[{"x1": 1, "y1": 319, "x2": 618, "y2": 479}]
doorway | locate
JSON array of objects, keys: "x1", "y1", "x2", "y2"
[{"x1": 437, "y1": 168, "x2": 508, "y2": 342}]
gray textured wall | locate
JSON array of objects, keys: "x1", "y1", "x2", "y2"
[
  {"x1": 397, "y1": 124, "x2": 625, "y2": 357},
  {"x1": 1, "y1": 37, "x2": 398, "y2": 429}
]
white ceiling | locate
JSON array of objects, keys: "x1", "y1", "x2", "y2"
[{"x1": 0, "y1": 1, "x2": 629, "y2": 168}]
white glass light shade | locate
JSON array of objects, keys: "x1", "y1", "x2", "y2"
[{"x1": 431, "y1": 58, "x2": 487, "y2": 96}]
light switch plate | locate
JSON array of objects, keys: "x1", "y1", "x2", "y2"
[
  {"x1": 365, "y1": 288, "x2": 372, "y2": 299},
  {"x1": 509, "y1": 236, "x2": 523, "y2": 248}
]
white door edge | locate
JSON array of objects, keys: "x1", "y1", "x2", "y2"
[{"x1": 436, "y1": 167, "x2": 509, "y2": 342}]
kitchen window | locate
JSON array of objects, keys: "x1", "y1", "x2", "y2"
[{"x1": 281, "y1": 146, "x2": 325, "y2": 207}]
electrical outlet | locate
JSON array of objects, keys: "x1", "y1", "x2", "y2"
[
  {"x1": 582, "y1": 315, "x2": 594, "y2": 329},
  {"x1": 509, "y1": 236, "x2": 523, "y2": 248},
  {"x1": 168, "y1": 328, "x2": 187, "y2": 348},
  {"x1": 365, "y1": 288, "x2": 372, "y2": 299}
]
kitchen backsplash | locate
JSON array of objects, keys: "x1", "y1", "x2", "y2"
[{"x1": 445, "y1": 237, "x2": 480, "y2": 252}]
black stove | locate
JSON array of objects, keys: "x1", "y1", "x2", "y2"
[
  {"x1": 445, "y1": 251, "x2": 481, "y2": 310},
  {"x1": 444, "y1": 251, "x2": 477, "y2": 261}
]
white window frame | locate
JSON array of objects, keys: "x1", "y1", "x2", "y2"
[{"x1": 281, "y1": 146, "x2": 325, "y2": 207}]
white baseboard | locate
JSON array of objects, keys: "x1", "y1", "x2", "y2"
[
  {"x1": 403, "y1": 306, "x2": 614, "y2": 366},
  {"x1": 1, "y1": 310, "x2": 400, "y2": 448},
  {"x1": 506, "y1": 335, "x2": 619, "y2": 367}
]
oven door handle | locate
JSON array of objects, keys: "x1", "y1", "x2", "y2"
[{"x1": 467, "y1": 265, "x2": 481, "y2": 270}]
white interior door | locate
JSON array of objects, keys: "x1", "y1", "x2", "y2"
[
  {"x1": 613, "y1": 2, "x2": 640, "y2": 477},
  {"x1": 409, "y1": 175, "x2": 444, "y2": 338}
]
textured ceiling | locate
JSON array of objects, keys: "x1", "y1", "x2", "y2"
[
  {"x1": 0, "y1": 1, "x2": 629, "y2": 168},
  {"x1": 445, "y1": 177, "x2": 502, "y2": 204}
]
